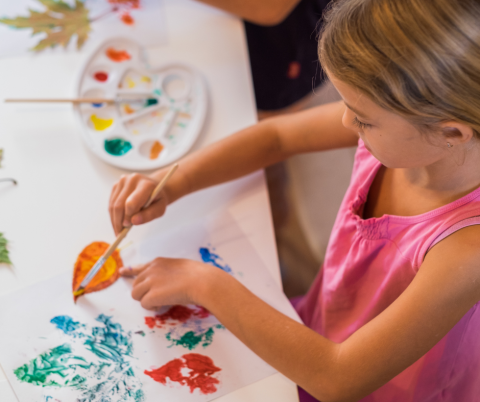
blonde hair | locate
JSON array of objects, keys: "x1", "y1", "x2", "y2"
[{"x1": 319, "y1": 0, "x2": 480, "y2": 138}]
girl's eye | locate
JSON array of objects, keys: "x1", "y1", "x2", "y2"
[{"x1": 352, "y1": 116, "x2": 372, "y2": 130}]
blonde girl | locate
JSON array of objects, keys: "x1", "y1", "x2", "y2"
[{"x1": 108, "y1": 0, "x2": 480, "y2": 400}]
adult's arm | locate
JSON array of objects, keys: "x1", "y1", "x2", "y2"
[{"x1": 195, "y1": 0, "x2": 302, "y2": 25}]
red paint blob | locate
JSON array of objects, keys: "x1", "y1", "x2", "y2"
[
  {"x1": 105, "y1": 47, "x2": 131, "y2": 62},
  {"x1": 94, "y1": 71, "x2": 109, "y2": 82},
  {"x1": 144, "y1": 353, "x2": 221, "y2": 395},
  {"x1": 145, "y1": 305, "x2": 210, "y2": 329}
]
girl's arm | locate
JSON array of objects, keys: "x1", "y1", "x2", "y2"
[
  {"x1": 194, "y1": 0, "x2": 301, "y2": 25},
  {"x1": 122, "y1": 226, "x2": 480, "y2": 402},
  {"x1": 109, "y1": 101, "x2": 358, "y2": 235}
]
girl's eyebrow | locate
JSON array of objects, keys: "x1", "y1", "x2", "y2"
[{"x1": 344, "y1": 102, "x2": 370, "y2": 120}]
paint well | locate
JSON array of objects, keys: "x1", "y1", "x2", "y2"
[
  {"x1": 105, "y1": 47, "x2": 131, "y2": 62},
  {"x1": 164, "y1": 75, "x2": 188, "y2": 99},
  {"x1": 90, "y1": 114, "x2": 113, "y2": 131},
  {"x1": 105, "y1": 138, "x2": 133, "y2": 156},
  {"x1": 144, "y1": 353, "x2": 221, "y2": 395}
]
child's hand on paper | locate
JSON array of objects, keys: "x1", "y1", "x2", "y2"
[
  {"x1": 109, "y1": 173, "x2": 169, "y2": 236},
  {"x1": 119, "y1": 257, "x2": 225, "y2": 310}
]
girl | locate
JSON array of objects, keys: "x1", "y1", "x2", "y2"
[{"x1": 108, "y1": 0, "x2": 480, "y2": 400}]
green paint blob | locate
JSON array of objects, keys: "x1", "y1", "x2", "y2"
[
  {"x1": 144, "y1": 98, "x2": 158, "y2": 107},
  {"x1": 153, "y1": 89, "x2": 162, "y2": 96},
  {"x1": 166, "y1": 328, "x2": 215, "y2": 350},
  {"x1": 104, "y1": 138, "x2": 132, "y2": 156}
]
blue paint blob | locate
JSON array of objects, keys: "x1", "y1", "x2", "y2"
[
  {"x1": 199, "y1": 247, "x2": 232, "y2": 273},
  {"x1": 92, "y1": 103, "x2": 103, "y2": 108},
  {"x1": 51, "y1": 315, "x2": 84, "y2": 336}
]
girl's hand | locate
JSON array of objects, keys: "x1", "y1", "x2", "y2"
[
  {"x1": 109, "y1": 173, "x2": 168, "y2": 236},
  {"x1": 119, "y1": 257, "x2": 222, "y2": 310}
]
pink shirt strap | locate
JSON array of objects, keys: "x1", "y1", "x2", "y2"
[{"x1": 427, "y1": 216, "x2": 480, "y2": 253}]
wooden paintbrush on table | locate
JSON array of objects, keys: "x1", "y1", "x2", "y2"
[{"x1": 73, "y1": 163, "x2": 179, "y2": 297}]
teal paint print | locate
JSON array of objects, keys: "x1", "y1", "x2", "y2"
[{"x1": 14, "y1": 314, "x2": 144, "y2": 402}]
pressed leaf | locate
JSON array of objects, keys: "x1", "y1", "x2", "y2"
[
  {"x1": 72, "y1": 241, "x2": 122, "y2": 302},
  {"x1": 0, "y1": 0, "x2": 91, "y2": 52},
  {"x1": 0, "y1": 233, "x2": 12, "y2": 265}
]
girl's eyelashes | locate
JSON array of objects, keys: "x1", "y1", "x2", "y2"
[{"x1": 352, "y1": 116, "x2": 372, "y2": 130}]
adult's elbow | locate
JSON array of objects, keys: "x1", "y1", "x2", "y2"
[{"x1": 247, "y1": 2, "x2": 299, "y2": 26}]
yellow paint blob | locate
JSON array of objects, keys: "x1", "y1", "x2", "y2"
[
  {"x1": 127, "y1": 77, "x2": 136, "y2": 88},
  {"x1": 141, "y1": 76, "x2": 152, "y2": 83},
  {"x1": 90, "y1": 114, "x2": 113, "y2": 131}
]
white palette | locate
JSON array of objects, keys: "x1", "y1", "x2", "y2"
[{"x1": 75, "y1": 38, "x2": 208, "y2": 170}]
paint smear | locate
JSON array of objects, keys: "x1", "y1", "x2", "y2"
[
  {"x1": 141, "y1": 76, "x2": 151, "y2": 83},
  {"x1": 94, "y1": 71, "x2": 108, "y2": 82},
  {"x1": 199, "y1": 247, "x2": 233, "y2": 273},
  {"x1": 105, "y1": 138, "x2": 133, "y2": 156},
  {"x1": 144, "y1": 353, "x2": 221, "y2": 395},
  {"x1": 149, "y1": 141, "x2": 163, "y2": 160},
  {"x1": 105, "y1": 47, "x2": 131, "y2": 62},
  {"x1": 90, "y1": 114, "x2": 113, "y2": 131},
  {"x1": 145, "y1": 305, "x2": 210, "y2": 329},
  {"x1": 72, "y1": 242, "x2": 122, "y2": 302},
  {"x1": 165, "y1": 328, "x2": 215, "y2": 350}
]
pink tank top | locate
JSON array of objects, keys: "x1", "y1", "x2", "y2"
[{"x1": 295, "y1": 140, "x2": 480, "y2": 402}]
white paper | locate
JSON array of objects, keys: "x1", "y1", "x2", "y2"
[
  {"x1": 0, "y1": 0, "x2": 167, "y2": 59},
  {"x1": 0, "y1": 212, "x2": 301, "y2": 402}
]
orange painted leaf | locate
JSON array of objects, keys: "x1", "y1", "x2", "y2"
[{"x1": 72, "y1": 241, "x2": 123, "y2": 301}]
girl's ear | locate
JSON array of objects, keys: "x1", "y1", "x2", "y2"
[{"x1": 439, "y1": 122, "x2": 475, "y2": 146}]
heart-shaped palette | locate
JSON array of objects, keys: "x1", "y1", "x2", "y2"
[{"x1": 75, "y1": 38, "x2": 208, "y2": 170}]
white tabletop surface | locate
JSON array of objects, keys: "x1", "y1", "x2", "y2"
[{"x1": 0, "y1": 0, "x2": 299, "y2": 401}]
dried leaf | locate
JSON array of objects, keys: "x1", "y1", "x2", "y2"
[
  {"x1": 0, "y1": 233, "x2": 12, "y2": 266},
  {"x1": 72, "y1": 241, "x2": 122, "y2": 301},
  {"x1": 0, "y1": 0, "x2": 91, "y2": 52}
]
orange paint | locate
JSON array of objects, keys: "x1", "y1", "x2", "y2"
[
  {"x1": 72, "y1": 241, "x2": 122, "y2": 302},
  {"x1": 121, "y1": 13, "x2": 135, "y2": 25},
  {"x1": 123, "y1": 104, "x2": 135, "y2": 114},
  {"x1": 150, "y1": 141, "x2": 164, "y2": 160},
  {"x1": 105, "y1": 47, "x2": 131, "y2": 62}
]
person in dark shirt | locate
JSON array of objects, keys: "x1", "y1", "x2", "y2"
[{"x1": 197, "y1": 0, "x2": 332, "y2": 116}]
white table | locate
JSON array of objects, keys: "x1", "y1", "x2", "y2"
[{"x1": 0, "y1": 1, "x2": 299, "y2": 401}]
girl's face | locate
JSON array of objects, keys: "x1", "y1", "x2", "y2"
[{"x1": 329, "y1": 73, "x2": 447, "y2": 169}]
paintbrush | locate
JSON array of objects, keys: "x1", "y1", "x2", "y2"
[
  {"x1": 73, "y1": 163, "x2": 179, "y2": 298},
  {"x1": 5, "y1": 97, "x2": 158, "y2": 105}
]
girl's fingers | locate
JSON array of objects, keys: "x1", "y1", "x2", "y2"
[
  {"x1": 131, "y1": 197, "x2": 167, "y2": 225},
  {"x1": 119, "y1": 264, "x2": 148, "y2": 277},
  {"x1": 131, "y1": 280, "x2": 151, "y2": 302},
  {"x1": 123, "y1": 180, "x2": 157, "y2": 227},
  {"x1": 111, "y1": 177, "x2": 140, "y2": 235},
  {"x1": 140, "y1": 291, "x2": 161, "y2": 311}
]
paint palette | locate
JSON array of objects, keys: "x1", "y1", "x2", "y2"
[{"x1": 75, "y1": 38, "x2": 207, "y2": 170}]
